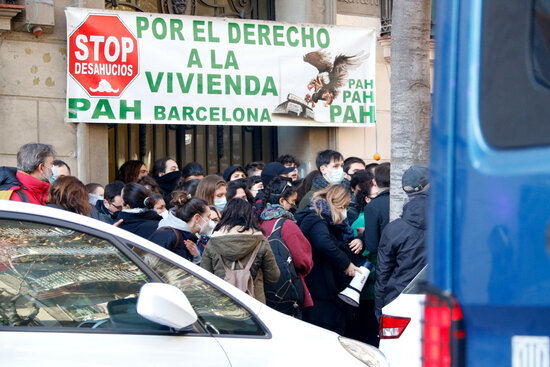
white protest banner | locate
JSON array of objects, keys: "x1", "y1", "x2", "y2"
[{"x1": 65, "y1": 8, "x2": 376, "y2": 127}]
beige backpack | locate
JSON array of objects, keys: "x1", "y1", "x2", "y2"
[{"x1": 217, "y1": 242, "x2": 262, "y2": 297}]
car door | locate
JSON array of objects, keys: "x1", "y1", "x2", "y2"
[{"x1": 0, "y1": 214, "x2": 231, "y2": 367}]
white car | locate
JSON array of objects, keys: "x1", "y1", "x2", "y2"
[
  {"x1": 378, "y1": 266, "x2": 427, "y2": 367},
  {"x1": 0, "y1": 201, "x2": 387, "y2": 367}
]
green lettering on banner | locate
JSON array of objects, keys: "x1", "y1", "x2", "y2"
[
  {"x1": 120, "y1": 100, "x2": 141, "y2": 119},
  {"x1": 359, "y1": 105, "x2": 375, "y2": 123},
  {"x1": 170, "y1": 19, "x2": 184, "y2": 40},
  {"x1": 234, "y1": 108, "x2": 244, "y2": 122},
  {"x1": 273, "y1": 25, "x2": 284, "y2": 46},
  {"x1": 177, "y1": 73, "x2": 194, "y2": 93},
  {"x1": 136, "y1": 17, "x2": 148, "y2": 38},
  {"x1": 301, "y1": 27, "x2": 315, "y2": 48},
  {"x1": 287, "y1": 26, "x2": 299, "y2": 47},
  {"x1": 243, "y1": 23, "x2": 255, "y2": 45},
  {"x1": 193, "y1": 20, "x2": 206, "y2": 42},
  {"x1": 257, "y1": 24, "x2": 271, "y2": 45},
  {"x1": 210, "y1": 107, "x2": 220, "y2": 121},
  {"x1": 207, "y1": 21, "x2": 220, "y2": 42},
  {"x1": 225, "y1": 75, "x2": 241, "y2": 94},
  {"x1": 211, "y1": 50, "x2": 223, "y2": 69},
  {"x1": 187, "y1": 49, "x2": 202, "y2": 68},
  {"x1": 155, "y1": 106, "x2": 166, "y2": 120},
  {"x1": 146, "y1": 72, "x2": 163, "y2": 93},
  {"x1": 152, "y1": 18, "x2": 167, "y2": 40},
  {"x1": 261, "y1": 76, "x2": 278, "y2": 96},
  {"x1": 196, "y1": 106, "x2": 207, "y2": 121},
  {"x1": 330, "y1": 105, "x2": 341, "y2": 122},
  {"x1": 225, "y1": 51, "x2": 239, "y2": 70},
  {"x1": 182, "y1": 106, "x2": 194, "y2": 121},
  {"x1": 228, "y1": 23, "x2": 240, "y2": 43},
  {"x1": 248, "y1": 108, "x2": 257, "y2": 121},
  {"x1": 245, "y1": 76, "x2": 260, "y2": 95},
  {"x1": 260, "y1": 109, "x2": 271, "y2": 122},
  {"x1": 317, "y1": 28, "x2": 330, "y2": 48},
  {"x1": 92, "y1": 99, "x2": 115, "y2": 120},
  {"x1": 68, "y1": 98, "x2": 91, "y2": 118},
  {"x1": 168, "y1": 106, "x2": 180, "y2": 120},
  {"x1": 207, "y1": 74, "x2": 222, "y2": 94},
  {"x1": 167, "y1": 72, "x2": 173, "y2": 93}
]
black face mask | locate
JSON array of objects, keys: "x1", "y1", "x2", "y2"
[{"x1": 289, "y1": 204, "x2": 298, "y2": 215}]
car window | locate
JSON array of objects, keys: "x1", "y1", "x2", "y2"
[
  {"x1": 133, "y1": 247, "x2": 265, "y2": 336},
  {"x1": 0, "y1": 219, "x2": 165, "y2": 331},
  {"x1": 402, "y1": 266, "x2": 427, "y2": 295}
]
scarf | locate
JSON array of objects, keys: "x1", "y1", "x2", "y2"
[
  {"x1": 260, "y1": 203, "x2": 295, "y2": 221},
  {"x1": 314, "y1": 199, "x2": 355, "y2": 244}
]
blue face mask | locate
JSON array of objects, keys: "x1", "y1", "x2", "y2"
[
  {"x1": 328, "y1": 167, "x2": 344, "y2": 184},
  {"x1": 46, "y1": 165, "x2": 57, "y2": 184},
  {"x1": 214, "y1": 196, "x2": 227, "y2": 212}
]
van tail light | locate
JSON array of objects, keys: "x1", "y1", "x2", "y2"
[
  {"x1": 422, "y1": 287, "x2": 465, "y2": 367},
  {"x1": 379, "y1": 315, "x2": 411, "y2": 339}
]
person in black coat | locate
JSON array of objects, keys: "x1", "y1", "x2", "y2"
[
  {"x1": 296, "y1": 184, "x2": 364, "y2": 335},
  {"x1": 363, "y1": 162, "x2": 391, "y2": 253},
  {"x1": 374, "y1": 165, "x2": 429, "y2": 318},
  {"x1": 117, "y1": 183, "x2": 162, "y2": 239},
  {"x1": 148, "y1": 190, "x2": 214, "y2": 264}
]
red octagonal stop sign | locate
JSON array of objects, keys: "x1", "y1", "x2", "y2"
[{"x1": 69, "y1": 14, "x2": 139, "y2": 97}]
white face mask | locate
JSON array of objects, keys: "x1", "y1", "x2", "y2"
[
  {"x1": 198, "y1": 215, "x2": 216, "y2": 236},
  {"x1": 214, "y1": 197, "x2": 227, "y2": 211},
  {"x1": 159, "y1": 210, "x2": 169, "y2": 219},
  {"x1": 328, "y1": 167, "x2": 345, "y2": 184}
]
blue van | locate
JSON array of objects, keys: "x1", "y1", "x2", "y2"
[{"x1": 427, "y1": 0, "x2": 550, "y2": 366}]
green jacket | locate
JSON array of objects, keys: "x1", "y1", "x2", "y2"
[{"x1": 200, "y1": 227, "x2": 280, "y2": 303}]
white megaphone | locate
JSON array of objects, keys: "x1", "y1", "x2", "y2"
[{"x1": 338, "y1": 261, "x2": 373, "y2": 307}]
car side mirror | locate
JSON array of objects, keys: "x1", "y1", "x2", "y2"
[{"x1": 137, "y1": 283, "x2": 198, "y2": 330}]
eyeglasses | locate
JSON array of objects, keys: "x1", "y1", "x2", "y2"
[{"x1": 110, "y1": 202, "x2": 123, "y2": 211}]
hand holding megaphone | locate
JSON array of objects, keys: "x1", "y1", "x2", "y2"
[{"x1": 339, "y1": 261, "x2": 373, "y2": 307}]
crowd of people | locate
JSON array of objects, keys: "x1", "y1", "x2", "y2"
[{"x1": 0, "y1": 142, "x2": 429, "y2": 347}]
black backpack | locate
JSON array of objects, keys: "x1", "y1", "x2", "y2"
[{"x1": 264, "y1": 218, "x2": 305, "y2": 318}]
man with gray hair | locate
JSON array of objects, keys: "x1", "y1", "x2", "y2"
[
  {"x1": 0, "y1": 143, "x2": 56, "y2": 205},
  {"x1": 374, "y1": 165, "x2": 429, "y2": 319}
]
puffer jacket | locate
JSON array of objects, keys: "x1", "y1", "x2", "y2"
[
  {"x1": 200, "y1": 227, "x2": 280, "y2": 303},
  {"x1": 0, "y1": 167, "x2": 50, "y2": 205}
]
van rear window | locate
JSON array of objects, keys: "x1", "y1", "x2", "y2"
[{"x1": 479, "y1": 0, "x2": 550, "y2": 149}]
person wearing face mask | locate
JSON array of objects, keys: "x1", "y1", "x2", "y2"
[
  {"x1": 0, "y1": 143, "x2": 56, "y2": 205},
  {"x1": 295, "y1": 184, "x2": 364, "y2": 335},
  {"x1": 117, "y1": 183, "x2": 162, "y2": 239},
  {"x1": 149, "y1": 190, "x2": 212, "y2": 265},
  {"x1": 195, "y1": 175, "x2": 228, "y2": 212},
  {"x1": 259, "y1": 177, "x2": 314, "y2": 312},
  {"x1": 296, "y1": 149, "x2": 348, "y2": 213},
  {"x1": 151, "y1": 157, "x2": 181, "y2": 206}
]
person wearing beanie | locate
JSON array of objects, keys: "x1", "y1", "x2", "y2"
[
  {"x1": 374, "y1": 165, "x2": 429, "y2": 319},
  {"x1": 223, "y1": 165, "x2": 247, "y2": 182}
]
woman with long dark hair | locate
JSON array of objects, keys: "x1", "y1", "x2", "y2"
[
  {"x1": 200, "y1": 199, "x2": 280, "y2": 303},
  {"x1": 259, "y1": 176, "x2": 313, "y2": 313},
  {"x1": 148, "y1": 191, "x2": 211, "y2": 264},
  {"x1": 116, "y1": 183, "x2": 162, "y2": 239}
]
